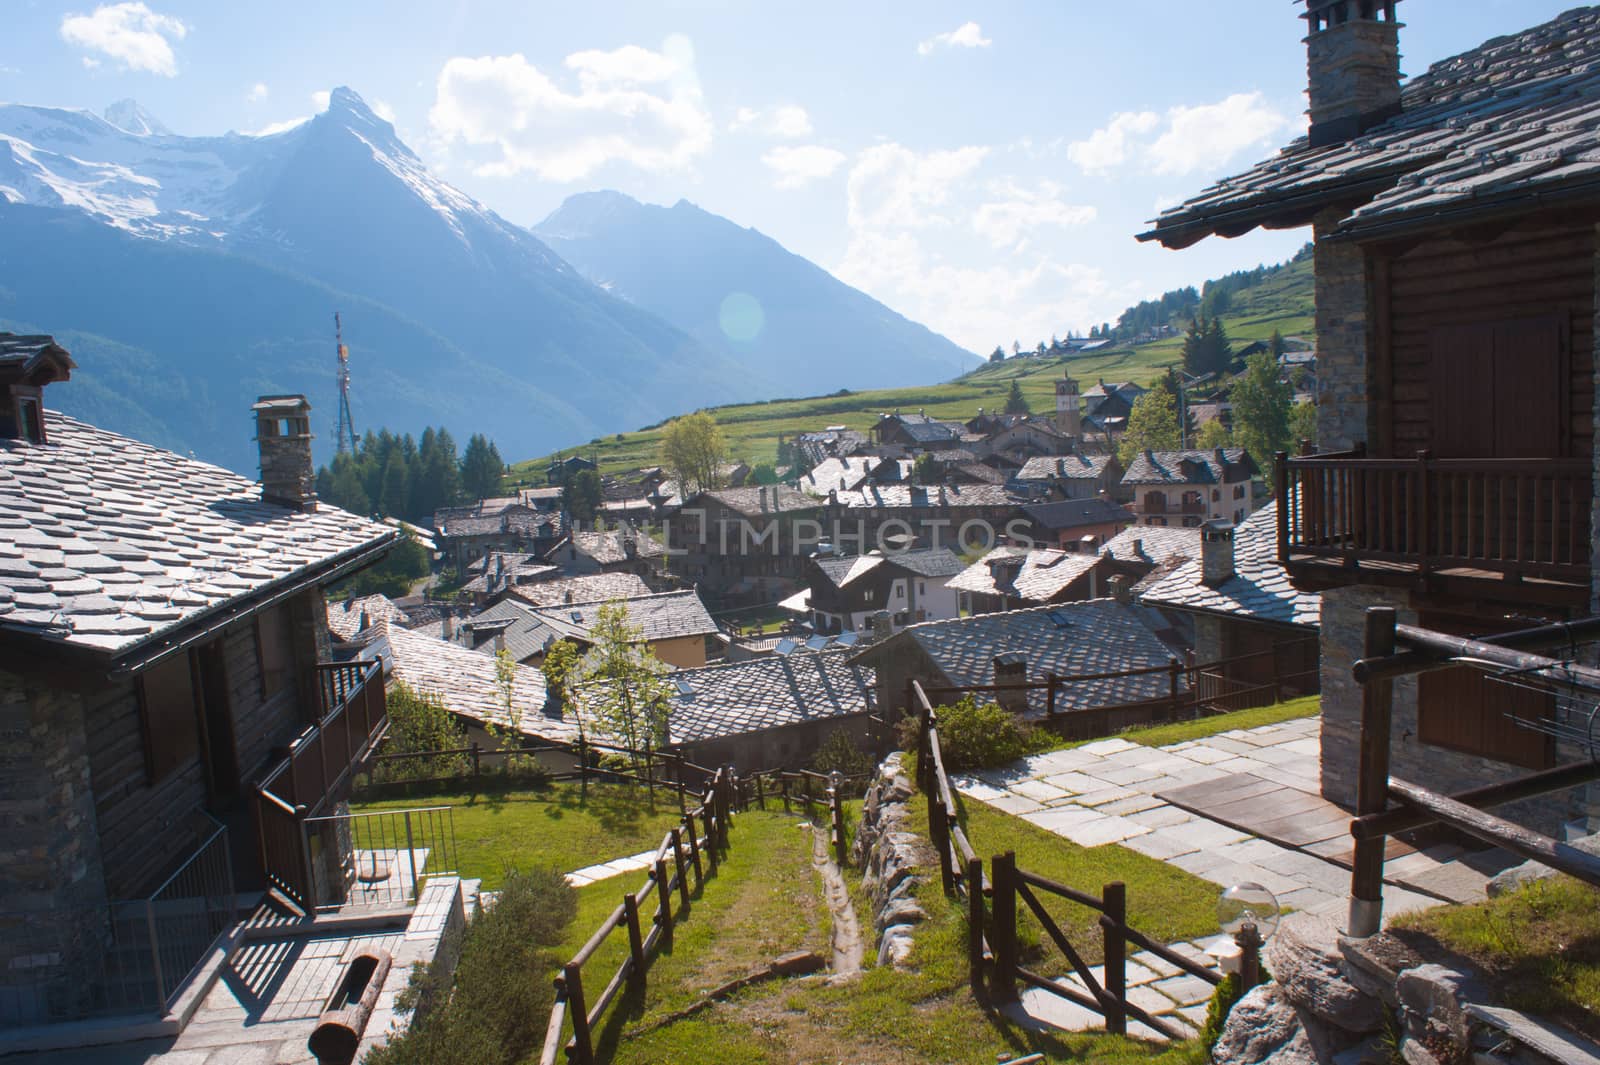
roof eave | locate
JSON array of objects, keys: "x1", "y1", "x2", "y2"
[{"x1": 1137, "y1": 174, "x2": 1410, "y2": 249}]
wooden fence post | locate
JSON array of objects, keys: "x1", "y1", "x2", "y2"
[
  {"x1": 1167, "y1": 659, "x2": 1182, "y2": 722},
  {"x1": 565, "y1": 962, "x2": 593, "y2": 1064},
  {"x1": 684, "y1": 809, "x2": 703, "y2": 886},
  {"x1": 780, "y1": 774, "x2": 791, "y2": 814},
  {"x1": 1101, "y1": 881, "x2": 1127, "y2": 1036},
  {"x1": 1349, "y1": 607, "x2": 1397, "y2": 937},
  {"x1": 991, "y1": 852, "x2": 1018, "y2": 1003},
  {"x1": 654, "y1": 859, "x2": 674, "y2": 948},
  {"x1": 966, "y1": 855, "x2": 986, "y2": 1000},
  {"x1": 830, "y1": 778, "x2": 847, "y2": 867},
  {"x1": 755, "y1": 773, "x2": 766, "y2": 811},
  {"x1": 929, "y1": 793, "x2": 952, "y2": 895},
  {"x1": 470, "y1": 741, "x2": 481, "y2": 786},
  {"x1": 1184, "y1": 650, "x2": 1197, "y2": 714},
  {"x1": 1046, "y1": 671, "x2": 1057, "y2": 717},
  {"x1": 622, "y1": 893, "x2": 646, "y2": 991},
  {"x1": 671, "y1": 828, "x2": 690, "y2": 908}
]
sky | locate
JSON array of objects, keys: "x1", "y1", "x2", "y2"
[{"x1": 2, "y1": 0, "x2": 1578, "y2": 356}]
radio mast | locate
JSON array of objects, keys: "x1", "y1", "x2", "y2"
[{"x1": 334, "y1": 312, "x2": 356, "y2": 455}]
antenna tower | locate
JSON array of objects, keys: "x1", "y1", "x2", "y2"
[{"x1": 334, "y1": 311, "x2": 356, "y2": 455}]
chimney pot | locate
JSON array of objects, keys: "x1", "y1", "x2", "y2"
[
  {"x1": 992, "y1": 652, "x2": 1028, "y2": 713},
  {"x1": 1201, "y1": 519, "x2": 1236, "y2": 587},
  {"x1": 442, "y1": 609, "x2": 455, "y2": 641},
  {"x1": 252, "y1": 394, "x2": 317, "y2": 512}
]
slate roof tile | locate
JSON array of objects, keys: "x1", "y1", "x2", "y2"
[
  {"x1": 661, "y1": 649, "x2": 876, "y2": 745},
  {"x1": 1121, "y1": 449, "x2": 1254, "y2": 486},
  {"x1": 528, "y1": 589, "x2": 718, "y2": 643},
  {"x1": 1139, "y1": 502, "x2": 1321, "y2": 628},
  {"x1": 947, "y1": 547, "x2": 1103, "y2": 602},
  {"x1": 0, "y1": 408, "x2": 396, "y2": 658}
]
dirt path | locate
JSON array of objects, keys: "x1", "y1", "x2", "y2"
[{"x1": 809, "y1": 824, "x2": 863, "y2": 979}]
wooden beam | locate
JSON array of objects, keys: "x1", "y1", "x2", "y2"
[
  {"x1": 1353, "y1": 760, "x2": 1600, "y2": 840},
  {"x1": 1356, "y1": 623, "x2": 1600, "y2": 694},
  {"x1": 1386, "y1": 776, "x2": 1600, "y2": 887}
]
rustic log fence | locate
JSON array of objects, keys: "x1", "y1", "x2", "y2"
[
  {"x1": 1345, "y1": 609, "x2": 1600, "y2": 936},
  {"x1": 732, "y1": 769, "x2": 861, "y2": 867},
  {"x1": 540, "y1": 767, "x2": 739, "y2": 1065},
  {"x1": 911, "y1": 680, "x2": 1236, "y2": 1038}
]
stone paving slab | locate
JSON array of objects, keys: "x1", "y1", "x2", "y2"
[{"x1": 565, "y1": 848, "x2": 657, "y2": 887}]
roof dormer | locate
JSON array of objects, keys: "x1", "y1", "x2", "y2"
[{"x1": 0, "y1": 334, "x2": 75, "y2": 444}]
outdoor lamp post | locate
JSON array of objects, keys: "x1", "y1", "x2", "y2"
[{"x1": 1216, "y1": 882, "x2": 1280, "y2": 990}]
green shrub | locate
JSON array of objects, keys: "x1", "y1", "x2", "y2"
[
  {"x1": 810, "y1": 727, "x2": 874, "y2": 779},
  {"x1": 1197, "y1": 964, "x2": 1271, "y2": 1052},
  {"x1": 369, "y1": 868, "x2": 578, "y2": 1065},
  {"x1": 933, "y1": 696, "x2": 1038, "y2": 773},
  {"x1": 371, "y1": 682, "x2": 470, "y2": 783}
]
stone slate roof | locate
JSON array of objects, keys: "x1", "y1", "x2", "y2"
[
  {"x1": 664, "y1": 649, "x2": 876, "y2": 746},
  {"x1": 885, "y1": 547, "x2": 966, "y2": 579},
  {"x1": 462, "y1": 553, "x2": 560, "y2": 595},
  {"x1": 435, "y1": 505, "x2": 562, "y2": 539},
  {"x1": 0, "y1": 409, "x2": 396, "y2": 659},
  {"x1": 1099, "y1": 525, "x2": 1202, "y2": 566},
  {"x1": 947, "y1": 547, "x2": 1103, "y2": 602},
  {"x1": 1121, "y1": 449, "x2": 1253, "y2": 486},
  {"x1": 1016, "y1": 454, "x2": 1115, "y2": 482},
  {"x1": 507, "y1": 572, "x2": 652, "y2": 609},
  {"x1": 566, "y1": 529, "x2": 666, "y2": 564},
  {"x1": 699, "y1": 485, "x2": 821, "y2": 516},
  {"x1": 1020, "y1": 497, "x2": 1133, "y2": 533},
  {"x1": 327, "y1": 594, "x2": 413, "y2": 641},
  {"x1": 853, "y1": 599, "x2": 1180, "y2": 715},
  {"x1": 1139, "y1": 502, "x2": 1321, "y2": 629},
  {"x1": 832, "y1": 483, "x2": 1016, "y2": 509},
  {"x1": 814, "y1": 554, "x2": 884, "y2": 589},
  {"x1": 384, "y1": 622, "x2": 578, "y2": 741},
  {"x1": 529, "y1": 589, "x2": 717, "y2": 644},
  {"x1": 456, "y1": 598, "x2": 560, "y2": 662},
  {"x1": 1142, "y1": 8, "x2": 1600, "y2": 246},
  {"x1": 1082, "y1": 381, "x2": 1143, "y2": 400}
]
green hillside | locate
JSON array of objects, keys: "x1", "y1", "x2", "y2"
[{"x1": 510, "y1": 256, "x2": 1314, "y2": 481}]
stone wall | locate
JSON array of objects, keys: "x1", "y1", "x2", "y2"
[
  {"x1": 1313, "y1": 209, "x2": 1370, "y2": 454},
  {"x1": 850, "y1": 753, "x2": 931, "y2": 969}
]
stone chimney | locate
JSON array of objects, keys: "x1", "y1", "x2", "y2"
[
  {"x1": 441, "y1": 609, "x2": 455, "y2": 641},
  {"x1": 253, "y1": 395, "x2": 316, "y2": 512},
  {"x1": 1303, "y1": 0, "x2": 1404, "y2": 148},
  {"x1": 869, "y1": 610, "x2": 894, "y2": 643},
  {"x1": 1108, "y1": 574, "x2": 1133, "y2": 604},
  {"x1": 1201, "y1": 519, "x2": 1236, "y2": 587},
  {"x1": 987, "y1": 553, "x2": 1025, "y2": 594},
  {"x1": 993, "y1": 653, "x2": 1027, "y2": 713}
]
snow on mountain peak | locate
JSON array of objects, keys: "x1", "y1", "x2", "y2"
[{"x1": 103, "y1": 99, "x2": 170, "y2": 137}]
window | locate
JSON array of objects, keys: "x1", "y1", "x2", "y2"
[
  {"x1": 1234, "y1": 485, "x2": 1246, "y2": 500},
  {"x1": 1182, "y1": 516, "x2": 1202, "y2": 528},
  {"x1": 1212, "y1": 489, "x2": 1220, "y2": 502},
  {"x1": 1234, "y1": 509, "x2": 1244, "y2": 523},
  {"x1": 919, "y1": 581, "x2": 926, "y2": 595},
  {"x1": 138, "y1": 654, "x2": 201, "y2": 784},
  {"x1": 17, "y1": 397, "x2": 43, "y2": 443},
  {"x1": 256, "y1": 604, "x2": 295, "y2": 700}
]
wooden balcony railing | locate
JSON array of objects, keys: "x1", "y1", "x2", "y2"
[
  {"x1": 256, "y1": 659, "x2": 387, "y2": 912},
  {"x1": 1275, "y1": 450, "x2": 1592, "y2": 592}
]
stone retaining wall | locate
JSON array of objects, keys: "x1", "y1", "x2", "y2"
[{"x1": 851, "y1": 752, "x2": 933, "y2": 969}]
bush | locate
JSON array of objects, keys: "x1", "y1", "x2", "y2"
[
  {"x1": 810, "y1": 727, "x2": 874, "y2": 779},
  {"x1": 371, "y1": 682, "x2": 470, "y2": 783},
  {"x1": 932, "y1": 696, "x2": 1039, "y2": 773},
  {"x1": 369, "y1": 868, "x2": 578, "y2": 1065}
]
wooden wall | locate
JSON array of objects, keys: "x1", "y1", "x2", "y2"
[{"x1": 1377, "y1": 223, "x2": 1595, "y2": 459}]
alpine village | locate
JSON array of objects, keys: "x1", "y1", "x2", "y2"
[{"x1": 6, "y1": 2, "x2": 1600, "y2": 1064}]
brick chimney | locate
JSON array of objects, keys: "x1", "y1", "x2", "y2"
[
  {"x1": 993, "y1": 653, "x2": 1027, "y2": 713},
  {"x1": 253, "y1": 395, "x2": 316, "y2": 512},
  {"x1": 1201, "y1": 519, "x2": 1236, "y2": 587},
  {"x1": 1303, "y1": 0, "x2": 1404, "y2": 148}
]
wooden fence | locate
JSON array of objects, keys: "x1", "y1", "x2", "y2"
[
  {"x1": 911, "y1": 680, "x2": 1228, "y2": 1038},
  {"x1": 539, "y1": 768, "x2": 737, "y2": 1065}
]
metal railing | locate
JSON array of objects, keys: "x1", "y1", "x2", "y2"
[
  {"x1": 301, "y1": 806, "x2": 457, "y2": 910},
  {"x1": 0, "y1": 812, "x2": 235, "y2": 1027}
]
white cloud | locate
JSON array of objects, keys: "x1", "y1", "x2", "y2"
[
  {"x1": 730, "y1": 104, "x2": 812, "y2": 138},
  {"x1": 373, "y1": 99, "x2": 397, "y2": 123},
  {"x1": 971, "y1": 180, "x2": 1096, "y2": 250},
  {"x1": 311, "y1": 90, "x2": 331, "y2": 111},
  {"x1": 847, "y1": 142, "x2": 989, "y2": 231},
  {"x1": 60, "y1": 2, "x2": 187, "y2": 77},
  {"x1": 762, "y1": 144, "x2": 846, "y2": 189},
  {"x1": 248, "y1": 82, "x2": 268, "y2": 102},
  {"x1": 1067, "y1": 93, "x2": 1291, "y2": 178},
  {"x1": 1067, "y1": 111, "x2": 1158, "y2": 176},
  {"x1": 429, "y1": 36, "x2": 712, "y2": 181},
  {"x1": 917, "y1": 21, "x2": 991, "y2": 56},
  {"x1": 1148, "y1": 92, "x2": 1291, "y2": 176}
]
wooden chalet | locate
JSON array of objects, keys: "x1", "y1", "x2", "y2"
[
  {"x1": 1141, "y1": 1, "x2": 1600, "y2": 832},
  {"x1": 0, "y1": 338, "x2": 398, "y2": 1028}
]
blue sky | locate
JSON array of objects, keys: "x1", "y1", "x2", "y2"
[{"x1": 3, "y1": 0, "x2": 1575, "y2": 354}]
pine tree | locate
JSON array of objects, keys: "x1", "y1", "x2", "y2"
[
  {"x1": 460, "y1": 434, "x2": 504, "y2": 500},
  {"x1": 1004, "y1": 380, "x2": 1031, "y2": 415},
  {"x1": 378, "y1": 451, "x2": 410, "y2": 518},
  {"x1": 990, "y1": 346, "x2": 1006, "y2": 363}
]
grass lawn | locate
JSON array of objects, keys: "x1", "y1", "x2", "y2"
[
  {"x1": 585, "y1": 795, "x2": 1216, "y2": 1063},
  {"x1": 352, "y1": 782, "x2": 684, "y2": 890},
  {"x1": 1390, "y1": 875, "x2": 1600, "y2": 1041},
  {"x1": 1030, "y1": 696, "x2": 1321, "y2": 756}
]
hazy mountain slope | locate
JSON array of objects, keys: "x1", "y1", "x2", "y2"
[{"x1": 534, "y1": 191, "x2": 977, "y2": 393}]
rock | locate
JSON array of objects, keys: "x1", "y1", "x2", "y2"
[
  {"x1": 875, "y1": 897, "x2": 927, "y2": 931},
  {"x1": 1267, "y1": 913, "x2": 1386, "y2": 1034},
  {"x1": 878, "y1": 925, "x2": 915, "y2": 969},
  {"x1": 1339, "y1": 933, "x2": 1420, "y2": 1009},
  {"x1": 1487, "y1": 833, "x2": 1600, "y2": 897},
  {"x1": 770, "y1": 950, "x2": 825, "y2": 976},
  {"x1": 1400, "y1": 1038, "x2": 1444, "y2": 1065},
  {"x1": 1396, "y1": 964, "x2": 1482, "y2": 1049},
  {"x1": 1332, "y1": 1035, "x2": 1391, "y2": 1065},
  {"x1": 1212, "y1": 985, "x2": 1301, "y2": 1063}
]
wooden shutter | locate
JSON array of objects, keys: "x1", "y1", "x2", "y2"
[
  {"x1": 1415, "y1": 612, "x2": 1555, "y2": 770},
  {"x1": 1429, "y1": 315, "x2": 1566, "y2": 459}
]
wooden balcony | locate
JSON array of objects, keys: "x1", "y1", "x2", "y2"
[{"x1": 1274, "y1": 449, "x2": 1593, "y2": 608}]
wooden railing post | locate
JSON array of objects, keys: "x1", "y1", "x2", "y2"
[
  {"x1": 1166, "y1": 658, "x2": 1181, "y2": 721},
  {"x1": 829, "y1": 774, "x2": 847, "y2": 867},
  {"x1": 671, "y1": 828, "x2": 689, "y2": 908},
  {"x1": 755, "y1": 773, "x2": 765, "y2": 811},
  {"x1": 780, "y1": 774, "x2": 791, "y2": 814},
  {"x1": 991, "y1": 851, "x2": 1018, "y2": 1003},
  {"x1": 966, "y1": 855, "x2": 986, "y2": 1000},
  {"x1": 564, "y1": 962, "x2": 592, "y2": 1064},
  {"x1": 1415, "y1": 449, "x2": 1432, "y2": 578},
  {"x1": 1046, "y1": 671, "x2": 1057, "y2": 717},
  {"x1": 622, "y1": 893, "x2": 646, "y2": 991},
  {"x1": 654, "y1": 859, "x2": 674, "y2": 948},
  {"x1": 1275, "y1": 451, "x2": 1290, "y2": 563},
  {"x1": 1101, "y1": 881, "x2": 1127, "y2": 1036},
  {"x1": 1349, "y1": 607, "x2": 1397, "y2": 937},
  {"x1": 684, "y1": 809, "x2": 703, "y2": 886}
]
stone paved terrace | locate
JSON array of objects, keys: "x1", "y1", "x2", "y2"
[{"x1": 954, "y1": 714, "x2": 1520, "y2": 1038}]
